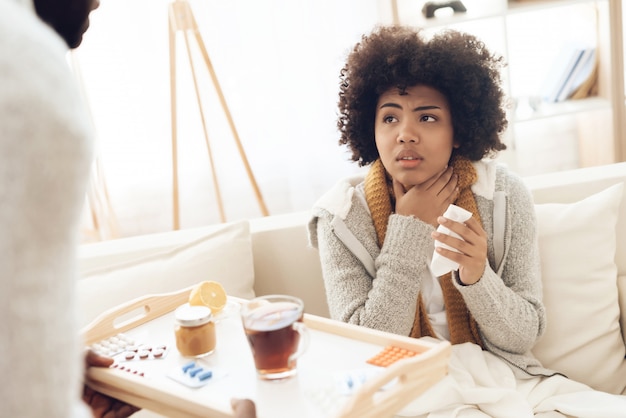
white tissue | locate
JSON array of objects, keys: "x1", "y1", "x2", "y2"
[{"x1": 430, "y1": 204, "x2": 472, "y2": 277}]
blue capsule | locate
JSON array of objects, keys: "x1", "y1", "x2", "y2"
[
  {"x1": 188, "y1": 366, "x2": 204, "y2": 377},
  {"x1": 181, "y1": 361, "x2": 196, "y2": 372},
  {"x1": 198, "y1": 370, "x2": 213, "y2": 381}
]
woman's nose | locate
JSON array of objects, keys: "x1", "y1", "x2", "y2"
[{"x1": 398, "y1": 123, "x2": 418, "y2": 143}]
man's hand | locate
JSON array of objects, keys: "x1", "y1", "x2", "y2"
[
  {"x1": 83, "y1": 349, "x2": 257, "y2": 418},
  {"x1": 231, "y1": 398, "x2": 257, "y2": 418},
  {"x1": 83, "y1": 349, "x2": 140, "y2": 418}
]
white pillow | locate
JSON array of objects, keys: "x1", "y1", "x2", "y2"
[
  {"x1": 77, "y1": 220, "x2": 255, "y2": 327},
  {"x1": 619, "y1": 275, "x2": 626, "y2": 347},
  {"x1": 532, "y1": 183, "x2": 626, "y2": 395}
]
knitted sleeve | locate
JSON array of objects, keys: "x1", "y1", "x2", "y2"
[
  {"x1": 454, "y1": 170, "x2": 545, "y2": 355},
  {"x1": 311, "y1": 197, "x2": 432, "y2": 337}
]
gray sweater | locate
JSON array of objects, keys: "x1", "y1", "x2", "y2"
[{"x1": 308, "y1": 160, "x2": 559, "y2": 378}]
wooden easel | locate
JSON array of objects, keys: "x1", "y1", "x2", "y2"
[
  {"x1": 168, "y1": 0, "x2": 269, "y2": 229},
  {"x1": 69, "y1": 51, "x2": 120, "y2": 242}
]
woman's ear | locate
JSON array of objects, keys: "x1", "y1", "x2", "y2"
[{"x1": 452, "y1": 135, "x2": 461, "y2": 149}]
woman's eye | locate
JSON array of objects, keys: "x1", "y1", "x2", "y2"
[
  {"x1": 383, "y1": 115, "x2": 397, "y2": 123},
  {"x1": 420, "y1": 115, "x2": 436, "y2": 122}
]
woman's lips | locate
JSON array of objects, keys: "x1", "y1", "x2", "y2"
[{"x1": 396, "y1": 150, "x2": 423, "y2": 168}]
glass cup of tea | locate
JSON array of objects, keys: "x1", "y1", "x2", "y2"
[{"x1": 241, "y1": 295, "x2": 309, "y2": 380}]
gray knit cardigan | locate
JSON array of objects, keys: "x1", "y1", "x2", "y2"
[{"x1": 308, "y1": 160, "x2": 559, "y2": 378}]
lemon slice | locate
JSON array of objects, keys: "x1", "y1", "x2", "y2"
[{"x1": 189, "y1": 281, "x2": 227, "y2": 314}]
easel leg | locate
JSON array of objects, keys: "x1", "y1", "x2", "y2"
[
  {"x1": 168, "y1": 0, "x2": 269, "y2": 228},
  {"x1": 189, "y1": 23, "x2": 269, "y2": 217},
  {"x1": 169, "y1": 8, "x2": 180, "y2": 230},
  {"x1": 181, "y1": 28, "x2": 227, "y2": 222}
]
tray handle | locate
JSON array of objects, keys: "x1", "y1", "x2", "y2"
[
  {"x1": 336, "y1": 340, "x2": 451, "y2": 418},
  {"x1": 81, "y1": 286, "x2": 193, "y2": 345}
]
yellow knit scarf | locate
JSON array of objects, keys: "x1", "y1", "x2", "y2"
[{"x1": 364, "y1": 156, "x2": 484, "y2": 348}]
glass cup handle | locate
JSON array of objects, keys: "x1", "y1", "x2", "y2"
[{"x1": 289, "y1": 321, "x2": 309, "y2": 364}]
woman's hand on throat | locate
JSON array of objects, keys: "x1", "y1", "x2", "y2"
[{"x1": 393, "y1": 166, "x2": 459, "y2": 227}]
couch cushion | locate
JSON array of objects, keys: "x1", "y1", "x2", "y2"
[
  {"x1": 617, "y1": 276, "x2": 626, "y2": 345},
  {"x1": 531, "y1": 183, "x2": 626, "y2": 395},
  {"x1": 77, "y1": 220, "x2": 255, "y2": 327}
]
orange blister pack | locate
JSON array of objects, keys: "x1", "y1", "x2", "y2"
[{"x1": 366, "y1": 345, "x2": 420, "y2": 367}]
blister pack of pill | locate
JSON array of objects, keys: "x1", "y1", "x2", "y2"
[
  {"x1": 109, "y1": 363, "x2": 148, "y2": 378},
  {"x1": 167, "y1": 361, "x2": 226, "y2": 388},
  {"x1": 90, "y1": 333, "x2": 137, "y2": 357},
  {"x1": 333, "y1": 368, "x2": 396, "y2": 395},
  {"x1": 114, "y1": 343, "x2": 170, "y2": 363},
  {"x1": 365, "y1": 345, "x2": 419, "y2": 367}
]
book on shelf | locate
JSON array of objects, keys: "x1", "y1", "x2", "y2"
[
  {"x1": 556, "y1": 47, "x2": 597, "y2": 102},
  {"x1": 540, "y1": 42, "x2": 597, "y2": 103},
  {"x1": 569, "y1": 53, "x2": 599, "y2": 100}
]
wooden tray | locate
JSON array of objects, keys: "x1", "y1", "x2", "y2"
[{"x1": 82, "y1": 287, "x2": 451, "y2": 418}]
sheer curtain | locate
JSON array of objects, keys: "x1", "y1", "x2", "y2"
[{"x1": 73, "y1": 0, "x2": 381, "y2": 238}]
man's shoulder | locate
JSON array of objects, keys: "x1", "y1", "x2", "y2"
[{"x1": 0, "y1": 1, "x2": 71, "y2": 97}]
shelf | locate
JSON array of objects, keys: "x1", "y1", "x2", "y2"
[
  {"x1": 507, "y1": 0, "x2": 606, "y2": 14},
  {"x1": 513, "y1": 97, "x2": 610, "y2": 123},
  {"x1": 389, "y1": 0, "x2": 625, "y2": 170},
  {"x1": 393, "y1": 0, "x2": 605, "y2": 27},
  {"x1": 392, "y1": 0, "x2": 507, "y2": 28}
]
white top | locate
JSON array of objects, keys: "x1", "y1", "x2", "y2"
[{"x1": 424, "y1": 246, "x2": 450, "y2": 341}]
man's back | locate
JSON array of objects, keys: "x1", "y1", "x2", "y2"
[{"x1": 0, "y1": 0, "x2": 94, "y2": 416}]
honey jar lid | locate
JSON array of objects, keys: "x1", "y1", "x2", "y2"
[{"x1": 175, "y1": 303, "x2": 213, "y2": 327}]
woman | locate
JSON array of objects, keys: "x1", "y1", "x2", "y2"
[{"x1": 308, "y1": 25, "x2": 625, "y2": 416}]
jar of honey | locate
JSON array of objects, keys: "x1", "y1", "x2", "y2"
[{"x1": 174, "y1": 303, "x2": 216, "y2": 357}]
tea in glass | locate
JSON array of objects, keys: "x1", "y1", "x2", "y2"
[{"x1": 241, "y1": 295, "x2": 308, "y2": 380}]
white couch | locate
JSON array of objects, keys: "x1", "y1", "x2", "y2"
[{"x1": 78, "y1": 162, "x2": 626, "y2": 403}]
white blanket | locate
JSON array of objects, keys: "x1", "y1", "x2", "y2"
[{"x1": 396, "y1": 343, "x2": 626, "y2": 418}]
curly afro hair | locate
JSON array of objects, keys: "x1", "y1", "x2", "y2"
[{"x1": 337, "y1": 25, "x2": 508, "y2": 166}]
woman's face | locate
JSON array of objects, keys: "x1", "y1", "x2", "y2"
[{"x1": 374, "y1": 84, "x2": 456, "y2": 189}]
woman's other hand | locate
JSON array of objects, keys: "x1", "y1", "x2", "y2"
[{"x1": 432, "y1": 215, "x2": 487, "y2": 285}]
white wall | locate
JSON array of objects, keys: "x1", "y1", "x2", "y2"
[
  {"x1": 74, "y1": 0, "x2": 598, "y2": 240},
  {"x1": 74, "y1": 0, "x2": 379, "y2": 239}
]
